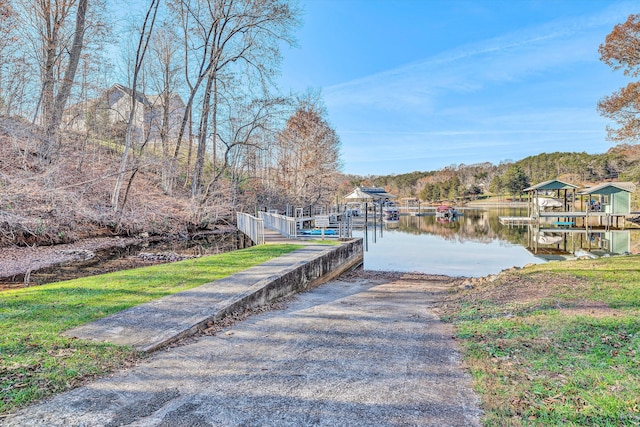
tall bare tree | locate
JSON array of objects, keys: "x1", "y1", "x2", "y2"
[
  {"x1": 598, "y1": 13, "x2": 640, "y2": 143},
  {"x1": 111, "y1": 0, "x2": 161, "y2": 211},
  {"x1": 18, "y1": 0, "x2": 90, "y2": 161},
  {"x1": 168, "y1": 0, "x2": 299, "y2": 198},
  {"x1": 146, "y1": 21, "x2": 183, "y2": 194},
  {"x1": 0, "y1": 2, "x2": 25, "y2": 115},
  {"x1": 9, "y1": 0, "x2": 109, "y2": 160},
  {"x1": 274, "y1": 93, "x2": 342, "y2": 208},
  {"x1": 0, "y1": 2, "x2": 15, "y2": 108},
  {"x1": 200, "y1": 94, "x2": 288, "y2": 203}
]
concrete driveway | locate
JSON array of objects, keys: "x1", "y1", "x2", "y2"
[{"x1": 4, "y1": 271, "x2": 481, "y2": 426}]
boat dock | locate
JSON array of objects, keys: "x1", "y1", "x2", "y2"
[
  {"x1": 499, "y1": 216, "x2": 537, "y2": 226},
  {"x1": 500, "y1": 211, "x2": 629, "y2": 229}
]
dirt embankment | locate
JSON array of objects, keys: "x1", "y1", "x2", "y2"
[
  {"x1": 0, "y1": 116, "x2": 244, "y2": 286},
  {"x1": 1, "y1": 115, "x2": 195, "y2": 246}
]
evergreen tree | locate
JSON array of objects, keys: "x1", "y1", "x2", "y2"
[{"x1": 503, "y1": 165, "x2": 530, "y2": 200}]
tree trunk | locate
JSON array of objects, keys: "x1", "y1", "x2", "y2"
[
  {"x1": 41, "y1": 0, "x2": 88, "y2": 162},
  {"x1": 111, "y1": 0, "x2": 159, "y2": 211},
  {"x1": 191, "y1": 71, "x2": 214, "y2": 196}
]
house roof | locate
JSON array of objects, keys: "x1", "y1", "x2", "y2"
[
  {"x1": 344, "y1": 187, "x2": 397, "y2": 200},
  {"x1": 111, "y1": 84, "x2": 152, "y2": 106},
  {"x1": 578, "y1": 182, "x2": 636, "y2": 195},
  {"x1": 524, "y1": 179, "x2": 579, "y2": 192}
]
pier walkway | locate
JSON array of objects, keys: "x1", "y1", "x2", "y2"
[{"x1": 500, "y1": 211, "x2": 630, "y2": 228}]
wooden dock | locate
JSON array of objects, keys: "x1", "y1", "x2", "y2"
[
  {"x1": 500, "y1": 211, "x2": 631, "y2": 229},
  {"x1": 499, "y1": 216, "x2": 536, "y2": 225}
]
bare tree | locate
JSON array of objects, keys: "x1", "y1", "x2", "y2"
[
  {"x1": 146, "y1": 21, "x2": 184, "y2": 194},
  {"x1": 200, "y1": 94, "x2": 288, "y2": 203},
  {"x1": 273, "y1": 93, "x2": 342, "y2": 208},
  {"x1": 111, "y1": 0, "x2": 160, "y2": 211},
  {"x1": 9, "y1": 0, "x2": 110, "y2": 161},
  {"x1": 168, "y1": 0, "x2": 299, "y2": 198},
  {"x1": 0, "y1": 2, "x2": 18, "y2": 114},
  {"x1": 17, "y1": 0, "x2": 89, "y2": 161}
]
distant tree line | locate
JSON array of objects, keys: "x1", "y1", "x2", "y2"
[{"x1": 344, "y1": 148, "x2": 640, "y2": 204}]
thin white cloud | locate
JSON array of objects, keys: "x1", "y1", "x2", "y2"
[
  {"x1": 325, "y1": 3, "x2": 634, "y2": 111},
  {"x1": 327, "y1": 34, "x2": 592, "y2": 110},
  {"x1": 324, "y1": 1, "x2": 637, "y2": 175},
  {"x1": 339, "y1": 129, "x2": 602, "y2": 136}
]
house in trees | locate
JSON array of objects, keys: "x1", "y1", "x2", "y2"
[{"x1": 63, "y1": 84, "x2": 188, "y2": 145}]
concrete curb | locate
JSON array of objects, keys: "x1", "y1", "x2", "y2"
[{"x1": 63, "y1": 239, "x2": 363, "y2": 353}]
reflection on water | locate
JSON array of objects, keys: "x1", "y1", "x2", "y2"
[
  {"x1": 527, "y1": 229, "x2": 632, "y2": 260},
  {"x1": 355, "y1": 208, "x2": 639, "y2": 277}
]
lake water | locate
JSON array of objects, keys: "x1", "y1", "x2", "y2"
[{"x1": 353, "y1": 208, "x2": 639, "y2": 277}]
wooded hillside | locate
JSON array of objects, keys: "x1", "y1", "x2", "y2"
[
  {"x1": 0, "y1": 109, "x2": 341, "y2": 249},
  {"x1": 0, "y1": 116, "x2": 195, "y2": 247},
  {"x1": 345, "y1": 146, "x2": 640, "y2": 203}
]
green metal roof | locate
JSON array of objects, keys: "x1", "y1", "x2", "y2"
[
  {"x1": 524, "y1": 179, "x2": 579, "y2": 192},
  {"x1": 578, "y1": 182, "x2": 636, "y2": 195}
]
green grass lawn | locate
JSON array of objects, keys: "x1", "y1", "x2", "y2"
[
  {"x1": 442, "y1": 256, "x2": 640, "y2": 426},
  {"x1": 0, "y1": 244, "x2": 301, "y2": 414}
]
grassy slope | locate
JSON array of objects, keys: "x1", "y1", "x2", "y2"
[
  {"x1": 0, "y1": 244, "x2": 301, "y2": 414},
  {"x1": 442, "y1": 256, "x2": 640, "y2": 426}
]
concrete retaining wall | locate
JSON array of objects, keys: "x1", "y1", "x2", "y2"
[
  {"x1": 193, "y1": 239, "x2": 364, "y2": 336},
  {"x1": 65, "y1": 239, "x2": 364, "y2": 353}
]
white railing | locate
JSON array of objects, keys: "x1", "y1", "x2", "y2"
[
  {"x1": 259, "y1": 211, "x2": 297, "y2": 238},
  {"x1": 236, "y1": 212, "x2": 264, "y2": 245}
]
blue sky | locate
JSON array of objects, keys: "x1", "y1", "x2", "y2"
[{"x1": 277, "y1": 0, "x2": 639, "y2": 176}]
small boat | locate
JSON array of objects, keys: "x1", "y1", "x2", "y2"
[
  {"x1": 435, "y1": 205, "x2": 457, "y2": 219},
  {"x1": 299, "y1": 228, "x2": 338, "y2": 236},
  {"x1": 382, "y1": 204, "x2": 400, "y2": 223}
]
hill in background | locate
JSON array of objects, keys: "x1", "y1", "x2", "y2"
[{"x1": 357, "y1": 145, "x2": 640, "y2": 205}]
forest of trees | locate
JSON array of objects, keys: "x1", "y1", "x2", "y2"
[
  {"x1": 0, "y1": 0, "x2": 342, "y2": 232},
  {"x1": 350, "y1": 147, "x2": 640, "y2": 204}
]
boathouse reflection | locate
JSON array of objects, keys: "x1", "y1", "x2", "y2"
[
  {"x1": 357, "y1": 208, "x2": 638, "y2": 260},
  {"x1": 527, "y1": 226, "x2": 631, "y2": 260}
]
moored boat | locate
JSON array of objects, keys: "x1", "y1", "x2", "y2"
[
  {"x1": 299, "y1": 228, "x2": 338, "y2": 236},
  {"x1": 382, "y1": 204, "x2": 400, "y2": 223},
  {"x1": 435, "y1": 205, "x2": 457, "y2": 219}
]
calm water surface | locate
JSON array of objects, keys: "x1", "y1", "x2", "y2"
[{"x1": 353, "y1": 208, "x2": 639, "y2": 277}]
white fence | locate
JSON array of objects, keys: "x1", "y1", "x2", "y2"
[
  {"x1": 259, "y1": 211, "x2": 298, "y2": 239},
  {"x1": 236, "y1": 212, "x2": 265, "y2": 245}
]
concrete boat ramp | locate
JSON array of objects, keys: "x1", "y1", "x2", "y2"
[
  {"x1": 3, "y1": 238, "x2": 482, "y2": 426},
  {"x1": 63, "y1": 240, "x2": 364, "y2": 353}
]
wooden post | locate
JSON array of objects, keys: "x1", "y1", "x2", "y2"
[{"x1": 364, "y1": 202, "x2": 368, "y2": 228}]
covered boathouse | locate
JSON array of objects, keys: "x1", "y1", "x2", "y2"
[
  {"x1": 579, "y1": 182, "x2": 636, "y2": 228},
  {"x1": 344, "y1": 187, "x2": 397, "y2": 203},
  {"x1": 500, "y1": 179, "x2": 636, "y2": 230}
]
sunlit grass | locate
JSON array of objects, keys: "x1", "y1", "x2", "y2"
[
  {"x1": 445, "y1": 255, "x2": 640, "y2": 426},
  {"x1": 0, "y1": 244, "x2": 301, "y2": 414},
  {"x1": 305, "y1": 239, "x2": 342, "y2": 245}
]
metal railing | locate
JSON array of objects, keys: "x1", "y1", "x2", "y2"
[
  {"x1": 236, "y1": 212, "x2": 264, "y2": 245},
  {"x1": 259, "y1": 211, "x2": 297, "y2": 238}
]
